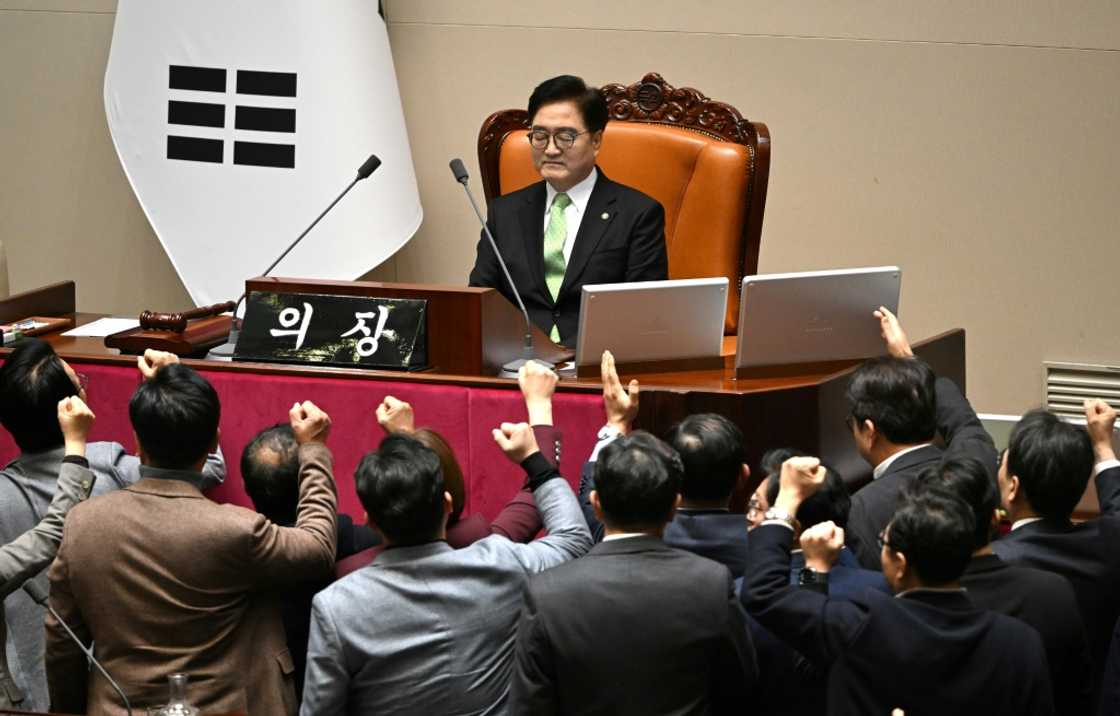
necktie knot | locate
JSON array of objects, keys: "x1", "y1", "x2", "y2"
[{"x1": 552, "y1": 192, "x2": 572, "y2": 210}]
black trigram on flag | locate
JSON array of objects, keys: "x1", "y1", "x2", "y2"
[{"x1": 166, "y1": 65, "x2": 297, "y2": 168}]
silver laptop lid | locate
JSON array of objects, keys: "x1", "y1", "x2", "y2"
[
  {"x1": 576, "y1": 277, "x2": 729, "y2": 366},
  {"x1": 735, "y1": 266, "x2": 901, "y2": 368}
]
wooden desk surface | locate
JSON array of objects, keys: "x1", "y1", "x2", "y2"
[{"x1": 36, "y1": 314, "x2": 873, "y2": 397}]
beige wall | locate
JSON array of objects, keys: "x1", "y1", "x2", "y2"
[{"x1": 1, "y1": 1, "x2": 1118, "y2": 413}]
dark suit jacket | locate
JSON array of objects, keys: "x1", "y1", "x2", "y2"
[
  {"x1": 991, "y1": 464, "x2": 1120, "y2": 708},
  {"x1": 848, "y1": 376, "x2": 997, "y2": 568},
  {"x1": 962, "y1": 553, "x2": 1093, "y2": 714},
  {"x1": 468, "y1": 169, "x2": 668, "y2": 346},
  {"x1": 743, "y1": 524, "x2": 1054, "y2": 716},
  {"x1": 510, "y1": 535, "x2": 757, "y2": 715}
]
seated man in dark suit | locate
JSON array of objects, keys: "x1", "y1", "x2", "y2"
[
  {"x1": 468, "y1": 75, "x2": 668, "y2": 346},
  {"x1": 240, "y1": 423, "x2": 379, "y2": 700},
  {"x1": 510, "y1": 431, "x2": 757, "y2": 715},
  {"x1": 991, "y1": 399, "x2": 1119, "y2": 709},
  {"x1": 845, "y1": 307, "x2": 996, "y2": 568},
  {"x1": 914, "y1": 455, "x2": 1092, "y2": 713},
  {"x1": 745, "y1": 456, "x2": 1054, "y2": 715}
]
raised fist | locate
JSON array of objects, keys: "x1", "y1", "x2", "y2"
[{"x1": 290, "y1": 400, "x2": 331, "y2": 444}]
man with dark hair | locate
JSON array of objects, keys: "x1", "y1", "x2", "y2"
[
  {"x1": 0, "y1": 343, "x2": 223, "y2": 711},
  {"x1": 469, "y1": 74, "x2": 668, "y2": 346},
  {"x1": 992, "y1": 399, "x2": 1120, "y2": 709},
  {"x1": 578, "y1": 353, "x2": 752, "y2": 575},
  {"x1": 240, "y1": 423, "x2": 378, "y2": 700},
  {"x1": 745, "y1": 457, "x2": 1054, "y2": 715},
  {"x1": 301, "y1": 362, "x2": 591, "y2": 715},
  {"x1": 46, "y1": 366, "x2": 337, "y2": 716},
  {"x1": 510, "y1": 431, "x2": 756, "y2": 715},
  {"x1": 913, "y1": 456, "x2": 1093, "y2": 713},
  {"x1": 845, "y1": 307, "x2": 996, "y2": 568}
]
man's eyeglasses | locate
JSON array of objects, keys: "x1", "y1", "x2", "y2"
[
  {"x1": 746, "y1": 497, "x2": 764, "y2": 522},
  {"x1": 527, "y1": 129, "x2": 589, "y2": 151},
  {"x1": 877, "y1": 530, "x2": 894, "y2": 551}
]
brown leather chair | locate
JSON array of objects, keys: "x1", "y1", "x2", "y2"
[{"x1": 477, "y1": 72, "x2": 770, "y2": 334}]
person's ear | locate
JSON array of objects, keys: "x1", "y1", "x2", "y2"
[
  {"x1": 209, "y1": 429, "x2": 220, "y2": 454},
  {"x1": 667, "y1": 493, "x2": 682, "y2": 521},
  {"x1": 740, "y1": 464, "x2": 751, "y2": 483},
  {"x1": 590, "y1": 130, "x2": 603, "y2": 152},
  {"x1": 894, "y1": 551, "x2": 910, "y2": 584},
  {"x1": 133, "y1": 430, "x2": 147, "y2": 465},
  {"x1": 1006, "y1": 474, "x2": 1021, "y2": 504},
  {"x1": 590, "y1": 489, "x2": 605, "y2": 524},
  {"x1": 443, "y1": 491, "x2": 453, "y2": 515}
]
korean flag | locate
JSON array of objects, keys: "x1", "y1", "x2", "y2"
[{"x1": 105, "y1": 0, "x2": 422, "y2": 306}]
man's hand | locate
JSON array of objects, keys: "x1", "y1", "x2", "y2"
[
  {"x1": 58, "y1": 396, "x2": 95, "y2": 457},
  {"x1": 1085, "y1": 398, "x2": 1118, "y2": 463},
  {"x1": 376, "y1": 396, "x2": 415, "y2": 434},
  {"x1": 874, "y1": 306, "x2": 913, "y2": 359},
  {"x1": 601, "y1": 350, "x2": 638, "y2": 434},
  {"x1": 492, "y1": 422, "x2": 541, "y2": 464},
  {"x1": 519, "y1": 360, "x2": 557, "y2": 425},
  {"x1": 800, "y1": 520, "x2": 845, "y2": 572},
  {"x1": 137, "y1": 349, "x2": 180, "y2": 381},
  {"x1": 290, "y1": 401, "x2": 331, "y2": 445},
  {"x1": 774, "y1": 457, "x2": 828, "y2": 515}
]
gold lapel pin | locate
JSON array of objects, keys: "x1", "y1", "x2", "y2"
[{"x1": 601, "y1": 212, "x2": 610, "y2": 220}]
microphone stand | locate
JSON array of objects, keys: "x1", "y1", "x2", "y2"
[{"x1": 207, "y1": 156, "x2": 380, "y2": 361}]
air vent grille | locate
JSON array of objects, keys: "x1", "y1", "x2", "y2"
[{"x1": 1045, "y1": 362, "x2": 1120, "y2": 421}]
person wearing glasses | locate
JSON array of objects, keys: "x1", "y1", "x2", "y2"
[
  {"x1": 0, "y1": 339, "x2": 225, "y2": 712},
  {"x1": 468, "y1": 74, "x2": 668, "y2": 347}
]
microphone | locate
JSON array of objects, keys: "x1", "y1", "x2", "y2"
[
  {"x1": 207, "y1": 153, "x2": 382, "y2": 360},
  {"x1": 24, "y1": 580, "x2": 133, "y2": 716},
  {"x1": 449, "y1": 158, "x2": 554, "y2": 375}
]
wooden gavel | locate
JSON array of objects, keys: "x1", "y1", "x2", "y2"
[{"x1": 139, "y1": 301, "x2": 237, "y2": 333}]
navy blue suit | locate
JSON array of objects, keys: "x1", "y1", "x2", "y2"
[
  {"x1": 992, "y1": 464, "x2": 1120, "y2": 711},
  {"x1": 744, "y1": 524, "x2": 1054, "y2": 716},
  {"x1": 847, "y1": 377, "x2": 997, "y2": 569}
]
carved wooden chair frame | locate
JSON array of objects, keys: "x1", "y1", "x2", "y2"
[{"x1": 477, "y1": 72, "x2": 771, "y2": 285}]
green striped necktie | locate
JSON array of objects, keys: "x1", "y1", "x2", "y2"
[{"x1": 543, "y1": 192, "x2": 572, "y2": 342}]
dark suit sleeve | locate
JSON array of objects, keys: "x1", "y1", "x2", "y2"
[
  {"x1": 468, "y1": 213, "x2": 501, "y2": 288},
  {"x1": 335, "y1": 513, "x2": 380, "y2": 559},
  {"x1": 1094, "y1": 465, "x2": 1120, "y2": 517},
  {"x1": 711, "y1": 576, "x2": 759, "y2": 714},
  {"x1": 509, "y1": 584, "x2": 559, "y2": 716},
  {"x1": 742, "y1": 524, "x2": 868, "y2": 667},
  {"x1": 577, "y1": 461, "x2": 605, "y2": 543},
  {"x1": 935, "y1": 376, "x2": 997, "y2": 477},
  {"x1": 623, "y1": 198, "x2": 668, "y2": 282},
  {"x1": 1101, "y1": 620, "x2": 1120, "y2": 716}
]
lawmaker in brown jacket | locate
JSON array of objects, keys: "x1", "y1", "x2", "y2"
[{"x1": 45, "y1": 359, "x2": 338, "y2": 716}]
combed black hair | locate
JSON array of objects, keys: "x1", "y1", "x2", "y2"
[
  {"x1": 241, "y1": 423, "x2": 299, "y2": 525},
  {"x1": 846, "y1": 357, "x2": 937, "y2": 445},
  {"x1": 355, "y1": 433, "x2": 445, "y2": 545},
  {"x1": 886, "y1": 491, "x2": 975, "y2": 585},
  {"x1": 765, "y1": 461, "x2": 850, "y2": 529},
  {"x1": 1007, "y1": 410, "x2": 1094, "y2": 521},
  {"x1": 910, "y1": 456, "x2": 999, "y2": 550},
  {"x1": 527, "y1": 75, "x2": 608, "y2": 133},
  {"x1": 761, "y1": 447, "x2": 805, "y2": 479},
  {"x1": 129, "y1": 363, "x2": 220, "y2": 470},
  {"x1": 664, "y1": 414, "x2": 745, "y2": 501},
  {"x1": 594, "y1": 431, "x2": 683, "y2": 531},
  {"x1": 0, "y1": 338, "x2": 79, "y2": 452}
]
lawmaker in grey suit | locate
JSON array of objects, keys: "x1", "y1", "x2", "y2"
[
  {"x1": 301, "y1": 362, "x2": 592, "y2": 715},
  {"x1": 0, "y1": 342, "x2": 224, "y2": 710},
  {"x1": 0, "y1": 395, "x2": 97, "y2": 709}
]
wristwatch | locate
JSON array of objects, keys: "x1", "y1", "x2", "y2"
[
  {"x1": 799, "y1": 567, "x2": 830, "y2": 587},
  {"x1": 762, "y1": 507, "x2": 801, "y2": 533}
]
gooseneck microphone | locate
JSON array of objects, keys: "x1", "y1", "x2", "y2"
[
  {"x1": 449, "y1": 158, "x2": 554, "y2": 375},
  {"x1": 208, "y1": 153, "x2": 382, "y2": 360},
  {"x1": 23, "y1": 580, "x2": 133, "y2": 716}
]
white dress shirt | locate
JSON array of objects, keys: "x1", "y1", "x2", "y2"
[{"x1": 544, "y1": 167, "x2": 598, "y2": 264}]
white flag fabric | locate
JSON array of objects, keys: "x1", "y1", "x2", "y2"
[{"x1": 105, "y1": 1, "x2": 421, "y2": 306}]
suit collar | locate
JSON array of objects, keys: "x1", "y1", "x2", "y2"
[
  {"x1": 128, "y1": 475, "x2": 206, "y2": 499},
  {"x1": 588, "y1": 533, "x2": 668, "y2": 556},
  {"x1": 372, "y1": 540, "x2": 453, "y2": 566},
  {"x1": 963, "y1": 553, "x2": 1008, "y2": 576},
  {"x1": 895, "y1": 587, "x2": 972, "y2": 610},
  {"x1": 875, "y1": 444, "x2": 941, "y2": 479},
  {"x1": 559, "y1": 167, "x2": 620, "y2": 297}
]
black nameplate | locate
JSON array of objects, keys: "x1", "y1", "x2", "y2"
[{"x1": 233, "y1": 291, "x2": 427, "y2": 370}]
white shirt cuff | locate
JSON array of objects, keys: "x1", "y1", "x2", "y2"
[{"x1": 1093, "y1": 459, "x2": 1120, "y2": 478}]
